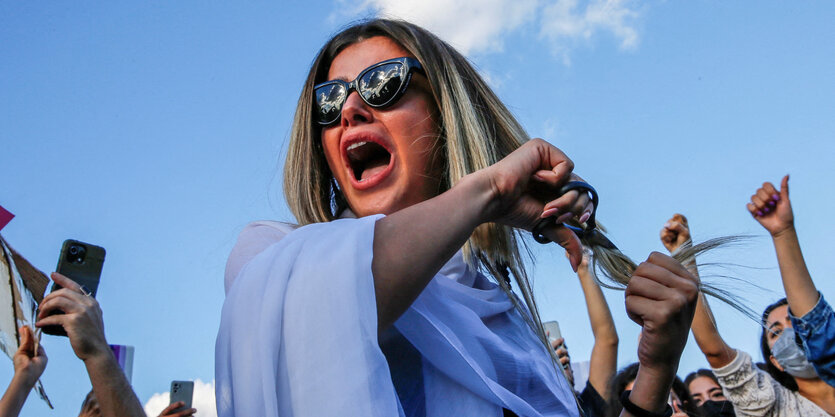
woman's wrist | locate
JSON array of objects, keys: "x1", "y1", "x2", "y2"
[
  {"x1": 770, "y1": 224, "x2": 796, "y2": 240},
  {"x1": 455, "y1": 171, "x2": 501, "y2": 226},
  {"x1": 627, "y1": 364, "x2": 677, "y2": 414}
]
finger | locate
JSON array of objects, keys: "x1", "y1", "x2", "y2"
[
  {"x1": 40, "y1": 286, "x2": 87, "y2": 312},
  {"x1": 173, "y1": 409, "x2": 197, "y2": 417},
  {"x1": 542, "y1": 190, "x2": 583, "y2": 217},
  {"x1": 532, "y1": 139, "x2": 574, "y2": 184},
  {"x1": 780, "y1": 174, "x2": 790, "y2": 199},
  {"x1": 50, "y1": 272, "x2": 82, "y2": 292},
  {"x1": 38, "y1": 293, "x2": 84, "y2": 319},
  {"x1": 625, "y1": 274, "x2": 675, "y2": 302},
  {"x1": 672, "y1": 213, "x2": 688, "y2": 225},
  {"x1": 161, "y1": 402, "x2": 184, "y2": 415},
  {"x1": 668, "y1": 221, "x2": 687, "y2": 235},
  {"x1": 750, "y1": 194, "x2": 767, "y2": 212},
  {"x1": 746, "y1": 202, "x2": 758, "y2": 217},
  {"x1": 645, "y1": 252, "x2": 699, "y2": 286},
  {"x1": 550, "y1": 339, "x2": 560, "y2": 349},
  {"x1": 762, "y1": 182, "x2": 779, "y2": 200},
  {"x1": 554, "y1": 337, "x2": 564, "y2": 346},
  {"x1": 757, "y1": 186, "x2": 774, "y2": 208},
  {"x1": 624, "y1": 294, "x2": 654, "y2": 326},
  {"x1": 543, "y1": 226, "x2": 582, "y2": 271},
  {"x1": 19, "y1": 326, "x2": 33, "y2": 350}
]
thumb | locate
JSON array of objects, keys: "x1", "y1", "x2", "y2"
[
  {"x1": 780, "y1": 174, "x2": 790, "y2": 199},
  {"x1": 18, "y1": 326, "x2": 33, "y2": 351}
]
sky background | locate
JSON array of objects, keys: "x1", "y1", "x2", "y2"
[{"x1": 1, "y1": 1, "x2": 834, "y2": 415}]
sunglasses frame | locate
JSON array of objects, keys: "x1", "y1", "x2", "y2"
[{"x1": 313, "y1": 57, "x2": 424, "y2": 126}]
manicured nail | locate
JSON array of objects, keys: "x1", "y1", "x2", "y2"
[
  {"x1": 772, "y1": 194, "x2": 779, "y2": 201},
  {"x1": 556, "y1": 212, "x2": 573, "y2": 223},
  {"x1": 756, "y1": 210, "x2": 763, "y2": 216},
  {"x1": 541, "y1": 208, "x2": 558, "y2": 218},
  {"x1": 767, "y1": 200, "x2": 776, "y2": 207},
  {"x1": 579, "y1": 212, "x2": 591, "y2": 224}
]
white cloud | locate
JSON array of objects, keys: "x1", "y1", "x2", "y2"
[
  {"x1": 143, "y1": 379, "x2": 217, "y2": 417},
  {"x1": 539, "y1": 0, "x2": 641, "y2": 63},
  {"x1": 342, "y1": 0, "x2": 642, "y2": 61}
]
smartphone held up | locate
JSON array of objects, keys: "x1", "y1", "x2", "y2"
[{"x1": 41, "y1": 239, "x2": 105, "y2": 336}]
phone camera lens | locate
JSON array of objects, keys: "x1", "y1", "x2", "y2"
[{"x1": 67, "y1": 244, "x2": 87, "y2": 264}]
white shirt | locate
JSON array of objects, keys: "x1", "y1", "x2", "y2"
[{"x1": 215, "y1": 216, "x2": 579, "y2": 417}]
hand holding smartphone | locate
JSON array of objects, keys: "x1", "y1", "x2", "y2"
[
  {"x1": 41, "y1": 239, "x2": 105, "y2": 336},
  {"x1": 169, "y1": 381, "x2": 194, "y2": 414},
  {"x1": 543, "y1": 320, "x2": 569, "y2": 372}
]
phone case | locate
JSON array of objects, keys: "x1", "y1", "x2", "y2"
[
  {"x1": 543, "y1": 321, "x2": 562, "y2": 343},
  {"x1": 54, "y1": 239, "x2": 105, "y2": 296},
  {"x1": 170, "y1": 381, "x2": 194, "y2": 412},
  {"x1": 42, "y1": 239, "x2": 106, "y2": 336}
]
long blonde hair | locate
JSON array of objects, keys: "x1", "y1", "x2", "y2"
[{"x1": 283, "y1": 18, "x2": 557, "y2": 360}]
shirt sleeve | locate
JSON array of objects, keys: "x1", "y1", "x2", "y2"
[
  {"x1": 790, "y1": 292, "x2": 835, "y2": 386},
  {"x1": 712, "y1": 350, "x2": 779, "y2": 417}
]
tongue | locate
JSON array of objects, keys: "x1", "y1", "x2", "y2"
[{"x1": 360, "y1": 158, "x2": 389, "y2": 181}]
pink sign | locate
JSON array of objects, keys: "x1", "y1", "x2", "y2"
[{"x1": 0, "y1": 206, "x2": 13, "y2": 231}]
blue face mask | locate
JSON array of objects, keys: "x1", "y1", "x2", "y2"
[{"x1": 771, "y1": 327, "x2": 818, "y2": 379}]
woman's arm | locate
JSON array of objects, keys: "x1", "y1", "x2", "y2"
[
  {"x1": 575, "y1": 252, "x2": 618, "y2": 399},
  {"x1": 373, "y1": 139, "x2": 591, "y2": 332},
  {"x1": 0, "y1": 327, "x2": 46, "y2": 417},
  {"x1": 660, "y1": 214, "x2": 736, "y2": 368},
  {"x1": 747, "y1": 175, "x2": 818, "y2": 317},
  {"x1": 620, "y1": 252, "x2": 700, "y2": 417}
]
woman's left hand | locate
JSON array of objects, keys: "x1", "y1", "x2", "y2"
[{"x1": 479, "y1": 138, "x2": 593, "y2": 270}]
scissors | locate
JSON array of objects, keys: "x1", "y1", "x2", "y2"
[{"x1": 531, "y1": 181, "x2": 617, "y2": 250}]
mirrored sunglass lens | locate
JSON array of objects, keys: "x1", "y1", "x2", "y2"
[
  {"x1": 359, "y1": 63, "x2": 404, "y2": 106},
  {"x1": 315, "y1": 83, "x2": 347, "y2": 123}
]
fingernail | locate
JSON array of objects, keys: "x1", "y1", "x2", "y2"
[
  {"x1": 763, "y1": 207, "x2": 771, "y2": 214},
  {"x1": 756, "y1": 210, "x2": 763, "y2": 216},
  {"x1": 579, "y1": 212, "x2": 591, "y2": 224},
  {"x1": 556, "y1": 212, "x2": 573, "y2": 223},
  {"x1": 772, "y1": 194, "x2": 779, "y2": 201},
  {"x1": 767, "y1": 200, "x2": 776, "y2": 207},
  {"x1": 541, "y1": 208, "x2": 558, "y2": 218}
]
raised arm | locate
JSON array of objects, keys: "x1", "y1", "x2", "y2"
[
  {"x1": 747, "y1": 175, "x2": 818, "y2": 316},
  {"x1": 0, "y1": 327, "x2": 46, "y2": 417},
  {"x1": 373, "y1": 139, "x2": 593, "y2": 331},
  {"x1": 36, "y1": 273, "x2": 145, "y2": 417},
  {"x1": 660, "y1": 214, "x2": 736, "y2": 368},
  {"x1": 620, "y1": 253, "x2": 700, "y2": 417},
  {"x1": 575, "y1": 251, "x2": 618, "y2": 398}
]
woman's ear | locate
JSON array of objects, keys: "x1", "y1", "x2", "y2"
[{"x1": 770, "y1": 355, "x2": 785, "y2": 372}]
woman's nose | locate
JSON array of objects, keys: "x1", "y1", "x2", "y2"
[{"x1": 340, "y1": 91, "x2": 373, "y2": 127}]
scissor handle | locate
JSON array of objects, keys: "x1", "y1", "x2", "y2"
[{"x1": 531, "y1": 181, "x2": 616, "y2": 250}]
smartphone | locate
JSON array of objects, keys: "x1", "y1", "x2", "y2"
[
  {"x1": 169, "y1": 381, "x2": 194, "y2": 413},
  {"x1": 543, "y1": 321, "x2": 569, "y2": 371},
  {"x1": 42, "y1": 239, "x2": 106, "y2": 336}
]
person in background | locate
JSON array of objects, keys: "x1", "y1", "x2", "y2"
[
  {"x1": 552, "y1": 250, "x2": 618, "y2": 416},
  {"x1": 662, "y1": 208, "x2": 835, "y2": 416},
  {"x1": 747, "y1": 175, "x2": 835, "y2": 387},
  {"x1": 36, "y1": 272, "x2": 145, "y2": 417},
  {"x1": 0, "y1": 326, "x2": 46, "y2": 417},
  {"x1": 684, "y1": 369, "x2": 735, "y2": 416}
]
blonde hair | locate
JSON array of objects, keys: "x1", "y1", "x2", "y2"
[{"x1": 283, "y1": 19, "x2": 557, "y2": 363}]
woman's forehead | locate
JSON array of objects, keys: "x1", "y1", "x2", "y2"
[
  {"x1": 327, "y1": 36, "x2": 412, "y2": 81},
  {"x1": 766, "y1": 304, "x2": 789, "y2": 326}
]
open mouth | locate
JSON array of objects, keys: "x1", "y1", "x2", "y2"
[{"x1": 345, "y1": 140, "x2": 393, "y2": 184}]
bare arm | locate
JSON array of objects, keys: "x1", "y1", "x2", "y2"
[
  {"x1": 660, "y1": 214, "x2": 736, "y2": 368},
  {"x1": 575, "y1": 253, "x2": 618, "y2": 398},
  {"x1": 373, "y1": 139, "x2": 592, "y2": 332},
  {"x1": 620, "y1": 253, "x2": 700, "y2": 416},
  {"x1": 747, "y1": 175, "x2": 818, "y2": 317},
  {"x1": 0, "y1": 327, "x2": 46, "y2": 417},
  {"x1": 36, "y1": 273, "x2": 145, "y2": 417}
]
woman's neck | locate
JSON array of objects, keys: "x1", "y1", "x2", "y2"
[{"x1": 796, "y1": 377, "x2": 835, "y2": 415}]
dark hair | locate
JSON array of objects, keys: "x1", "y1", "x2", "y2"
[
  {"x1": 684, "y1": 369, "x2": 720, "y2": 389},
  {"x1": 672, "y1": 375, "x2": 702, "y2": 417},
  {"x1": 760, "y1": 298, "x2": 798, "y2": 391},
  {"x1": 606, "y1": 363, "x2": 640, "y2": 417}
]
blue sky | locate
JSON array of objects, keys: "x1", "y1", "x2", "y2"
[{"x1": 1, "y1": 1, "x2": 834, "y2": 415}]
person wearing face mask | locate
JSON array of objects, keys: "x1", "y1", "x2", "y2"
[
  {"x1": 661, "y1": 203, "x2": 835, "y2": 416},
  {"x1": 684, "y1": 369, "x2": 735, "y2": 417},
  {"x1": 747, "y1": 176, "x2": 835, "y2": 387}
]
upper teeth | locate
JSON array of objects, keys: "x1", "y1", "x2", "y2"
[{"x1": 347, "y1": 141, "x2": 368, "y2": 151}]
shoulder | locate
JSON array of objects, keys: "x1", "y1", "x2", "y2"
[{"x1": 225, "y1": 221, "x2": 299, "y2": 293}]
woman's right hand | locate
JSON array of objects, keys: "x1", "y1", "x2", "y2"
[
  {"x1": 477, "y1": 138, "x2": 593, "y2": 269},
  {"x1": 747, "y1": 175, "x2": 794, "y2": 237},
  {"x1": 660, "y1": 214, "x2": 690, "y2": 253}
]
